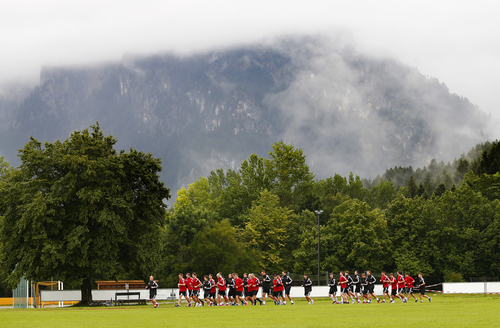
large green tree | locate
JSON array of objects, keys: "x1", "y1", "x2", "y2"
[
  {"x1": 0, "y1": 124, "x2": 170, "y2": 304},
  {"x1": 240, "y1": 190, "x2": 292, "y2": 272}
]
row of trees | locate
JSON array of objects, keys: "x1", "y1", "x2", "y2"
[
  {"x1": 158, "y1": 140, "x2": 500, "y2": 286},
  {"x1": 1, "y1": 124, "x2": 498, "y2": 302}
]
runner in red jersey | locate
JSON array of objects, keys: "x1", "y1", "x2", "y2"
[
  {"x1": 273, "y1": 274, "x2": 285, "y2": 305},
  {"x1": 404, "y1": 273, "x2": 417, "y2": 302},
  {"x1": 234, "y1": 273, "x2": 245, "y2": 305},
  {"x1": 250, "y1": 273, "x2": 263, "y2": 305},
  {"x1": 397, "y1": 271, "x2": 407, "y2": 303},
  {"x1": 185, "y1": 273, "x2": 193, "y2": 307},
  {"x1": 191, "y1": 273, "x2": 204, "y2": 307},
  {"x1": 208, "y1": 274, "x2": 217, "y2": 305},
  {"x1": 217, "y1": 272, "x2": 230, "y2": 306},
  {"x1": 380, "y1": 271, "x2": 390, "y2": 303},
  {"x1": 176, "y1": 273, "x2": 190, "y2": 307},
  {"x1": 339, "y1": 271, "x2": 348, "y2": 304},
  {"x1": 389, "y1": 273, "x2": 398, "y2": 303}
]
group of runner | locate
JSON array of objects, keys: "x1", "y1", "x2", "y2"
[
  {"x1": 147, "y1": 269, "x2": 432, "y2": 308},
  {"x1": 175, "y1": 270, "x2": 297, "y2": 307},
  {"x1": 329, "y1": 270, "x2": 432, "y2": 304}
]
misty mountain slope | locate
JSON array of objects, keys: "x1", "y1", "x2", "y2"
[{"x1": 0, "y1": 36, "x2": 490, "y2": 193}]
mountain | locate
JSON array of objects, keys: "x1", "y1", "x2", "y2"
[{"x1": 0, "y1": 36, "x2": 492, "y2": 195}]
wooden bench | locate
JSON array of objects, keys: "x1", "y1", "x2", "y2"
[{"x1": 114, "y1": 292, "x2": 147, "y2": 306}]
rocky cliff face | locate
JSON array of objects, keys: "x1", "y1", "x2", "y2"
[{"x1": 0, "y1": 36, "x2": 491, "y2": 193}]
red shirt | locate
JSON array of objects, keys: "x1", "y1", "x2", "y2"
[
  {"x1": 178, "y1": 278, "x2": 187, "y2": 292},
  {"x1": 209, "y1": 279, "x2": 216, "y2": 293},
  {"x1": 186, "y1": 277, "x2": 193, "y2": 290},
  {"x1": 235, "y1": 278, "x2": 244, "y2": 292},
  {"x1": 340, "y1": 276, "x2": 347, "y2": 288},
  {"x1": 389, "y1": 277, "x2": 397, "y2": 289},
  {"x1": 192, "y1": 278, "x2": 201, "y2": 290},
  {"x1": 397, "y1": 275, "x2": 405, "y2": 289},
  {"x1": 405, "y1": 276, "x2": 415, "y2": 288},
  {"x1": 273, "y1": 278, "x2": 283, "y2": 291},
  {"x1": 251, "y1": 277, "x2": 260, "y2": 292},
  {"x1": 247, "y1": 278, "x2": 255, "y2": 292},
  {"x1": 381, "y1": 275, "x2": 389, "y2": 288},
  {"x1": 218, "y1": 277, "x2": 227, "y2": 291}
]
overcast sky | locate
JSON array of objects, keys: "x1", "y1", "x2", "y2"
[{"x1": 1, "y1": 0, "x2": 499, "y2": 126}]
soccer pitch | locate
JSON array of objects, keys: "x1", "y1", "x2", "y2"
[{"x1": 1, "y1": 294, "x2": 499, "y2": 327}]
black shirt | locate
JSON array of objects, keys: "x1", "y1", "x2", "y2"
[
  {"x1": 367, "y1": 275, "x2": 376, "y2": 285},
  {"x1": 262, "y1": 274, "x2": 271, "y2": 287},
  {"x1": 228, "y1": 277, "x2": 235, "y2": 290},
  {"x1": 282, "y1": 275, "x2": 293, "y2": 287},
  {"x1": 147, "y1": 280, "x2": 158, "y2": 295},
  {"x1": 329, "y1": 277, "x2": 337, "y2": 289},
  {"x1": 303, "y1": 278, "x2": 312, "y2": 289},
  {"x1": 353, "y1": 274, "x2": 361, "y2": 287},
  {"x1": 203, "y1": 280, "x2": 211, "y2": 291},
  {"x1": 418, "y1": 277, "x2": 425, "y2": 287}
]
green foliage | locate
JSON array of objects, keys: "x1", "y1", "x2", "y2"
[
  {"x1": 0, "y1": 124, "x2": 170, "y2": 302},
  {"x1": 188, "y1": 220, "x2": 258, "y2": 277},
  {"x1": 473, "y1": 140, "x2": 500, "y2": 175},
  {"x1": 240, "y1": 190, "x2": 292, "y2": 272},
  {"x1": 443, "y1": 271, "x2": 466, "y2": 282},
  {"x1": 319, "y1": 199, "x2": 390, "y2": 273}
]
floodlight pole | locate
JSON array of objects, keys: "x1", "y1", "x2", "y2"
[{"x1": 315, "y1": 210, "x2": 323, "y2": 286}]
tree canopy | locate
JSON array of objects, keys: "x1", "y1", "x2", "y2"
[{"x1": 0, "y1": 124, "x2": 170, "y2": 303}]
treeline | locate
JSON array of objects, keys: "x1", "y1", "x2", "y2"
[{"x1": 159, "y1": 141, "x2": 500, "y2": 286}]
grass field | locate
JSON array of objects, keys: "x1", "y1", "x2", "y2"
[{"x1": 1, "y1": 294, "x2": 499, "y2": 327}]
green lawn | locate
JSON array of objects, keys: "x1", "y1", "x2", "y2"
[{"x1": 1, "y1": 294, "x2": 499, "y2": 327}]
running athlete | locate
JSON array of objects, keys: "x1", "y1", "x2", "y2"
[
  {"x1": 339, "y1": 271, "x2": 348, "y2": 304},
  {"x1": 282, "y1": 271, "x2": 295, "y2": 305},
  {"x1": 302, "y1": 274, "x2": 314, "y2": 304},
  {"x1": 243, "y1": 273, "x2": 249, "y2": 301},
  {"x1": 251, "y1": 274, "x2": 263, "y2": 305},
  {"x1": 352, "y1": 270, "x2": 361, "y2": 304},
  {"x1": 146, "y1": 276, "x2": 159, "y2": 308},
  {"x1": 273, "y1": 274, "x2": 283, "y2": 305},
  {"x1": 217, "y1": 272, "x2": 230, "y2": 306},
  {"x1": 345, "y1": 271, "x2": 357, "y2": 304},
  {"x1": 361, "y1": 272, "x2": 369, "y2": 303},
  {"x1": 417, "y1": 272, "x2": 431, "y2": 302},
  {"x1": 208, "y1": 274, "x2": 217, "y2": 305},
  {"x1": 380, "y1": 271, "x2": 390, "y2": 303},
  {"x1": 234, "y1": 273, "x2": 245, "y2": 305},
  {"x1": 397, "y1": 271, "x2": 407, "y2": 303},
  {"x1": 366, "y1": 270, "x2": 380, "y2": 303},
  {"x1": 191, "y1": 273, "x2": 204, "y2": 307},
  {"x1": 261, "y1": 270, "x2": 272, "y2": 305},
  {"x1": 328, "y1": 272, "x2": 338, "y2": 304},
  {"x1": 176, "y1": 273, "x2": 190, "y2": 307},
  {"x1": 186, "y1": 273, "x2": 193, "y2": 306},
  {"x1": 405, "y1": 273, "x2": 417, "y2": 302},
  {"x1": 227, "y1": 273, "x2": 236, "y2": 305},
  {"x1": 389, "y1": 273, "x2": 399, "y2": 303},
  {"x1": 202, "y1": 275, "x2": 212, "y2": 306},
  {"x1": 245, "y1": 274, "x2": 255, "y2": 305}
]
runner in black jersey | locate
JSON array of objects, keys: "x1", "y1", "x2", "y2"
[
  {"x1": 352, "y1": 270, "x2": 361, "y2": 304},
  {"x1": 366, "y1": 270, "x2": 380, "y2": 303},
  {"x1": 202, "y1": 275, "x2": 212, "y2": 306},
  {"x1": 281, "y1": 271, "x2": 295, "y2": 305},
  {"x1": 417, "y1": 272, "x2": 431, "y2": 302},
  {"x1": 328, "y1": 272, "x2": 338, "y2": 304},
  {"x1": 345, "y1": 271, "x2": 358, "y2": 304},
  {"x1": 302, "y1": 274, "x2": 314, "y2": 304},
  {"x1": 261, "y1": 270, "x2": 273, "y2": 305},
  {"x1": 146, "y1": 276, "x2": 159, "y2": 308}
]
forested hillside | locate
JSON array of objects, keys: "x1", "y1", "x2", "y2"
[{"x1": 0, "y1": 36, "x2": 492, "y2": 195}]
